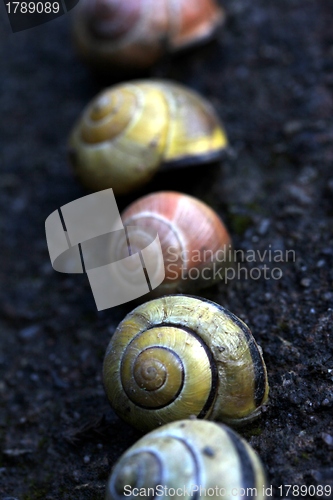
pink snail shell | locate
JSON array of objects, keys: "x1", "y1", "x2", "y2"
[{"x1": 115, "y1": 191, "x2": 232, "y2": 295}]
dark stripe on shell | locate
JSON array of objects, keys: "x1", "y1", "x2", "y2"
[
  {"x1": 122, "y1": 345, "x2": 185, "y2": 410},
  {"x1": 144, "y1": 322, "x2": 218, "y2": 418},
  {"x1": 181, "y1": 295, "x2": 267, "y2": 407},
  {"x1": 224, "y1": 426, "x2": 256, "y2": 496},
  {"x1": 161, "y1": 148, "x2": 226, "y2": 170}
]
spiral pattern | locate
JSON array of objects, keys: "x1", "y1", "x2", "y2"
[
  {"x1": 86, "y1": 0, "x2": 142, "y2": 40},
  {"x1": 69, "y1": 81, "x2": 228, "y2": 194},
  {"x1": 73, "y1": 0, "x2": 225, "y2": 70},
  {"x1": 106, "y1": 420, "x2": 267, "y2": 500},
  {"x1": 81, "y1": 88, "x2": 137, "y2": 144},
  {"x1": 119, "y1": 191, "x2": 232, "y2": 294},
  {"x1": 103, "y1": 296, "x2": 269, "y2": 431},
  {"x1": 120, "y1": 325, "x2": 215, "y2": 412}
]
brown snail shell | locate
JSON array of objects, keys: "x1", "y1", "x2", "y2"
[
  {"x1": 105, "y1": 420, "x2": 268, "y2": 500},
  {"x1": 72, "y1": 0, "x2": 225, "y2": 70},
  {"x1": 114, "y1": 191, "x2": 232, "y2": 295},
  {"x1": 103, "y1": 295, "x2": 269, "y2": 432},
  {"x1": 68, "y1": 80, "x2": 228, "y2": 195}
]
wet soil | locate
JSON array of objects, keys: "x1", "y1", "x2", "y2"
[{"x1": 0, "y1": 0, "x2": 333, "y2": 498}]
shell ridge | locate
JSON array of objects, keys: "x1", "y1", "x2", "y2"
[
  {"x1": 123, "y1": 210, "x2": 189, "y2": 274},
  {"x1": 106, "y1": 84, "x2": 145, "y2": 144},
  {"x1": 109, "y1": 447, "x2": 163, "y2": 499},
  {"x1": 220, "y1": 309, "x2": 267, "y2": 408},
  {"x1": 81, "y1": 84, "x2": 144, "y2": 146},
  {"x1": 103, "y1": 296, "x2": 269, "y2": 430},
  {"x1": 199, "y1": 298, "x2": 268, "y2": 409},
  {"x1": 125, "y1": 345, "x2": 186, "y2": 410},
  {"x1": 162, "y1": 434, "x2": 202, "y2": 498},
  {"x1": 101, "y1": 0, "x2": 153, "y2": 51},
  {"x1": 120, "y1": 322, "x2": 213, "y2": 410},
  {"x1": 159, "y1": 84, "x2": 180, "y2": 162},
  {"x1": 128, "y1": 435, "x2": 201, "y2": 496},
  {"x1": 142, "y1": 321, "x2": 218, "y2": 418},
  {"x1": 224, "y1": 427, "x2": 257, "y2": 496}
]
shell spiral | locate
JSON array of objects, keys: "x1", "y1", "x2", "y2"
[
  {"x1": 73, "y1": 0, "x2": 225, "y2": 70},
  {"x1": 116, "y1": 191, "x2": 232, "y2": 295},
  {"x1": 103, "y1": 295, "x2": 269, "y2": 432},
  {"x1": 68, "y1": 80, "x2": 228, "y2": 195},
  {"x1": 106, "y1": 420, "x2": 267, "y2": 500}
]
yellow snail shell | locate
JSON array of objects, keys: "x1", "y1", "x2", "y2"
[
  {"x1": 68, "y1": 80, "x2": 228, "y2": 195},
  {"x1": 105, "y1": 420, "x2": 267, "y2": 500},
  {"x1": 72, "y1": 0, "x2": 225, "y2": 70},
  {"x1": 103, "y1": 295, "x2": 269, "y2": 432},
  {"x1": 114, "y1": 191, "x2": 232, "y2": 295}
]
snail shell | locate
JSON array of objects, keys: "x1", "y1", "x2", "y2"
[
  {"x1": 115, "y1": 191, "x2": 232, "y2": 295},
  {"x1": 72, "y1": 0, "x2": 225, "y2": 70},
  {"x1": 103, "y1": 295, "x2": 269, "y2": 432},
  {"x1": 106, "y1": 420, "x2": 267, "y2": 500},
  {"x1": 68, "y1": 80, "x2": 228, "y2": 195}
]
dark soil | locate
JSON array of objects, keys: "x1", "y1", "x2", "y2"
[{"x1": 0, "y1": 0, "x2": 333, "y2": 498}]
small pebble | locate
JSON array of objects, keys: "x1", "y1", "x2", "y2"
[
  {"x1": 283, "y1": 120, "x2": 304, "y2": 135},
  {"x1": 322, "y1": 433, "x2": 333, "y2": 447},
  {"x1": 287, "y1": 185, "x2": 312, "y2": 205},
  {"x1": 258, "y1": 219, "x2": 270, "y2": 235},
  {"x1": 18, "y1": 325, "x2": 40, "y2": 341}
]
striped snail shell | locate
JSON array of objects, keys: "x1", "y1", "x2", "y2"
[
  {"x1": 115, "y1": 191, "x2": 232, "y2": 296},
  {"x1": 72, "y1": 0, "x2": 225, "y2": 70},
  {"x1": 106, "y1": 420, "x2": 267, "y2": 500},
  {"x1": 103, "y1": 295, "x2": 269, "y2": 432},
  {"x1": 68, "y1": 80, "x2": 228, "y2": 195}
]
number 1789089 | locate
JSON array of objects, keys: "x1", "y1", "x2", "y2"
[
  {"x1": 6, "y1": 1, "x2": 60, "y2": 14},
  {"x1": 278, "y1": 485, "x2": 332, "y2": 497}
]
